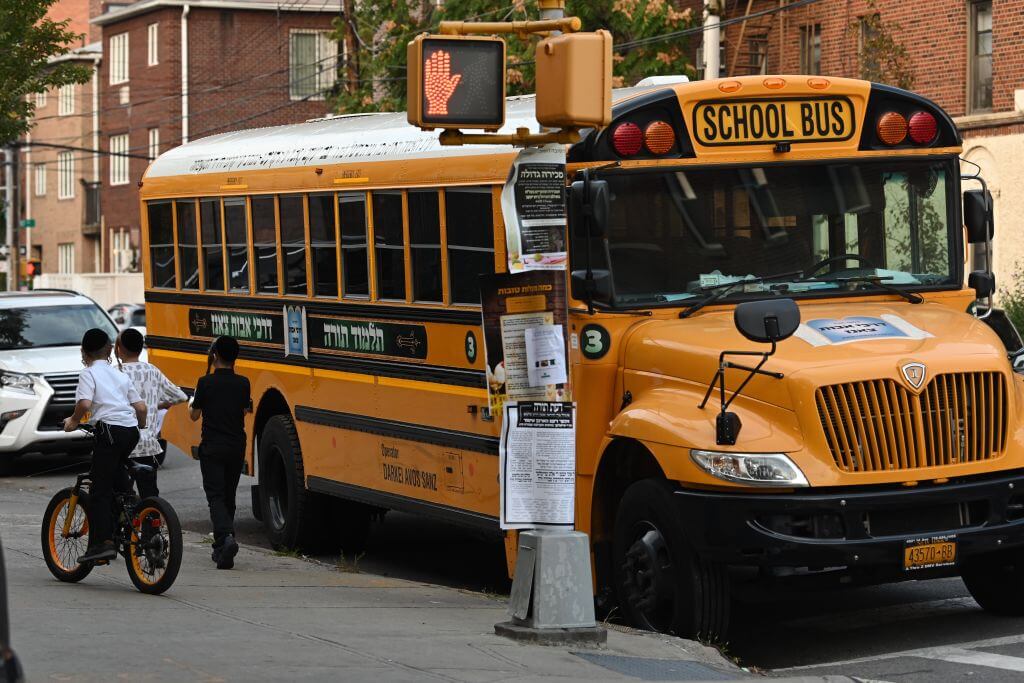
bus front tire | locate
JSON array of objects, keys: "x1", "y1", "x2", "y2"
[
  {"x1": 962, "y1": 548, "x2": 1024, "y2": 615},
  {"x1": 257, "y1": 415, "x2": 335, "y2": 554},
  {"x1": 612, "y1": 478, "x2": 730, "y2": 642}
]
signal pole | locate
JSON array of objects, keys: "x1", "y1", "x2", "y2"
[
  {"x1": 538, "y1": 0, "x2": 564, "y2": 22},
  {"x1": 3, "y1": 146, "x2": 15, "y2": 291},
  {"x1": 704, "y1": 0, "x2": 722, "y2": 79}
]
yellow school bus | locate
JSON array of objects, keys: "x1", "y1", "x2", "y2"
[{"x1": 142, "y1": 75, "x2": 1024, "y2": 641}]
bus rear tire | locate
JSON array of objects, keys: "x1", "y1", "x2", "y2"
[
  {"x1": 612, "y1": 478, "x2": 730, "y2": 642},
  {"x1": 962, "y1": 548, "x2": 1024, "y2": 615},
  {"x1": 257, "y1": 414, "x2": 336, "y2": 554}
]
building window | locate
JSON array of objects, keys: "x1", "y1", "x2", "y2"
[
  {"x1": 148, "y1": 128, "x2": 160, "y2": 160},
  {"x1": 110, "y1": 32, "x2": 129, "y2": 84},
  {"x1": 34, "y1": 163, "x2": 46, "y2": 197},
  {"x1": 970, "y1": 1, "x2": 993, "y2": 112},
  {"x1": 58, "y1": 244, "x2": 75, "y2": 275},
  {"x1": 58, "y1": 84, "x2": 75, "y2": 115},
  {"x1": 289, "y1": 30, "x2": 338, "y2": 100},
  {"x1": 445, "y1": 187, "x2": 495, "y2": 305},
  {"x1": 799, "y1": 24, "x2": 821, "y2": 75},
  {"x1": 35, "y1": 91, "x2": 47, "y2": 108},
  {"x1": 57, "y1": 152, "x2": 74, "y2": 200},
  {"x1": 110, "y1": 134, "x2": 129, "y2": 185},
  {"x1": 147, "y1": 23, "x2": 159, "y2": 66}
]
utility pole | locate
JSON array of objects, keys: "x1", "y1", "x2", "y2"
[
  {"x1": 342, "y1": 0, "x2": 358, "y2": 94},
  {"x1": 3, "y1": 146, "x2": 15, "y2": 291},
  {"x1": 538, "y1": 0, "x2": 564, "y2": 22},
  {"x1": 704, "y1": 0, "x2": 722, "y2": 79}
]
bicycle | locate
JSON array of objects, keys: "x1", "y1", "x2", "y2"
[{"x1": 40, "y1": 426, "x2": 183, "y2": 594}]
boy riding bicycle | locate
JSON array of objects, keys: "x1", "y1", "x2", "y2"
[{"x1": 64, "y1": 328, "x2": 147, "y2": 564}]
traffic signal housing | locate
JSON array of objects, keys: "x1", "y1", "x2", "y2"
[
  {"x1": 535, "y1": 30, "x2": 613, "y2": 129},
  {"x1": 26, "y1": 260, "x2": 41, "y2": 278},
  {"x1": 408, "y1": 34, "x2": 506, "y2": 131}
]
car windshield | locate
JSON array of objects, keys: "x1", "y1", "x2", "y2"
[
  {"x1": 571, "y1": 159, "x2": 957, "y2": 307},
  {"x1": 0, "y1": 304, "x2": 118, "y2": 351}
]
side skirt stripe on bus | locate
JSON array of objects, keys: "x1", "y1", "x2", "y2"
[
  {"x1": 307, "y1": 476, "x2": 499, "y2": 531},
  {"x1": 294, "y1": 405, "x2": 500, "y2": 455},
  {"x1": 144, "y1": 291, "x2": 482, "y2": 326},
  {"x1": 145, "y1": 335, "x2": 486, "y2": 388}
]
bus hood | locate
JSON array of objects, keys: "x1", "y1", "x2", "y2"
[{"x1": 623, "y1": 301, "x2": 1010, "y2": 411}]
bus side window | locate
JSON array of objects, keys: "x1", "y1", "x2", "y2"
[
  {"x1": 224, "y1": 198, "x2": 249, "y2": 292},
  {"x1": 279, "y1": 195, "x2": 307, "y2": 295},
  {"x1": 200, "y1": 198, "x2": 225, "y2": 291},
  {"x1": 339, "y1": 193, "x2": 369, "y2": 298},
  {"x1": 373, "y1": 191, "x2": 405, "y2": 301},
  {"x1": 176, "y1": 199, "x2": 199, "y2": 290},
  {"x1": 147, "y1": 200, "x2": 175, "y2": 288},
  {"x1": 252, "y1": 195, "x2": 278, "y2": 295},
  {"x1": 309, "y1": 193, "x2": 339, "y2": 297},
  {"x1": 445, "y1": 187, "x2": 495, "y2": 305},
  {"x1": 408, "y1": 190, "x2": 442, "y2": 303}
]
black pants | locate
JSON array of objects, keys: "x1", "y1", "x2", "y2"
[
  {"x1": 131, "y1": 456, "x2": 160, "y2": 499},
  {"x1": 88, "y1": 423, "x2": 140, "y2": 546},
  {"x1": 199, "y1": 451, "x2": 244, "y2": 547}
]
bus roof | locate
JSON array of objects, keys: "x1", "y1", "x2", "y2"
[{"x1": 145, "y1": 86, "x2": 659, "y2": 178}]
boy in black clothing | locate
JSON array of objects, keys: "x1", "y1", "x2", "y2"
[{"x1": 190, "y1": 336, "x2": 251, "y2": 569}]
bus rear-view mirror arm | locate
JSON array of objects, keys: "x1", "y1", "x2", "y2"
[{"x1": 961, "y1": 171, "x2": 994, "y2": 319}]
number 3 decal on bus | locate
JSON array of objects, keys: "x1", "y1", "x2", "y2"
[
  {"x1": 580, "y1": 324, "x2": 610, "y2": 360},
  {"x1": 465, "y1": 330, "x2": 478, "y2": 363}
]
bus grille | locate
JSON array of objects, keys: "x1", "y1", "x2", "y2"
[{"x1": 815, "y1": 372, "x2": 1007, "y2": 472}]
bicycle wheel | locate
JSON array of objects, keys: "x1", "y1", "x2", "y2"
[
  {"x1": 124, "y1": 496, "x2": 182, "y2": 595},
  {"x1": 41, "y1": 487, "x2": 93, "y2": 583}
]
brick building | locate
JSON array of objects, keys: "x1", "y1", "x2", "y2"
[
  {"x1": 709, "y1": 0, "x2": 1024, "y2": 286},
  {"x1": 91, "y1": 0, "x2": 341, "y2": 272}
]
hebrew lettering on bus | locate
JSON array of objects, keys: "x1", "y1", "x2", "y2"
[
  {"x1": 310, "y1": 317, "x2": 428, "y2": 359},
  {"x1": 188, "y1": 308, "x2": 284, "y2": 345}
]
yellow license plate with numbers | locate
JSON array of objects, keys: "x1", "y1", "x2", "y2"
[{"x1": 903, "y1": 537, "x2": 957, "y2": 571}]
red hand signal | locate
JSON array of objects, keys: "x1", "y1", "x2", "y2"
[{"x1": 424, "y1": 50, "x2": 462, "y2": 116}]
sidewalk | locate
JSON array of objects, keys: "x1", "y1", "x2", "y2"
[{"x1": 1, "y1": 486, "x2": 754, "y2": 682}]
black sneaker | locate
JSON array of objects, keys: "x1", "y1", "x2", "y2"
[
  {"x1": 79, "y1": 541, "x2": 116, "y2": 564},
  {"x1": 216, "y1": 534, "x2": 238, "y2": 570}
]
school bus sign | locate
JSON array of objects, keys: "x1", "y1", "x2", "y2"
[{"x1": 407, "y1": 34, "x2": 506, "y2": 131}]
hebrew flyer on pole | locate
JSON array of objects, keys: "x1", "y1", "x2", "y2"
[
  {"x1": 500, "y1": 401, "x2": 576, "y2": 529},
  {"x1": 478, "y1": 270, "x2": 571, "y2": 414},
  {"x1": 501, "y1": 144, "x2": 568, "y2": 272}
]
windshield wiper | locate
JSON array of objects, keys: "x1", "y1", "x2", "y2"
[
  {"x1": 678, "y1": 270, "x2": 803, "y2": 319},
  {"x1": 830, "y1": 275, "x2": 924, "y2": 304}
]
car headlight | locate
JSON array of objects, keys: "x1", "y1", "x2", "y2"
[
  {"x1": 0, "y1": 371, "x2": 35, "y2": 396},
  {"x1": 691, "y1": 450, "x2": 808, "y2": 487}
]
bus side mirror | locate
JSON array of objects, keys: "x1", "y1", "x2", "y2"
[
  {"x1": 964, "y1": 189, "x2": 994, "y2": 243},
  {"x1": 570, "y1": 269, "x2": 611, "y2": 302},
  {"x1": 969, "y1": 270, "x2": 995, "y2": 299},
  {"x1": 569, "y1": 178, "x2": 610, "y2": 239},
  {"x1": 734, "y1": 298, "x2": 800, "y2": 344}
]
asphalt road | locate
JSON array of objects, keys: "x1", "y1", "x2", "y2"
[{"x1": 7, "y1": 445, "x2": 1024, "y2": 680}]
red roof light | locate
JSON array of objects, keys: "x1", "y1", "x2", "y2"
[
  {"x1": 908, "y1": 111, "x2": 938, "y2": 145},
  {"x1": 612, "y1": 122, "x2": 643, "y2": 157}
]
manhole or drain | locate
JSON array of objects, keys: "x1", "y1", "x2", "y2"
[{"x1": 573, "y1": 652, "x2": 738, "y2": 681}]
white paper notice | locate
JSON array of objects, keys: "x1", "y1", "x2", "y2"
[
  {"x1": 525, "y1": 324, "x2": 567, "y2": 387},
  {"x1": 500, "y1": 311, "x2": 554, "y2": 401},
  {"x1": 500, "y1": 402, "x2": 576, "y2": 530}
]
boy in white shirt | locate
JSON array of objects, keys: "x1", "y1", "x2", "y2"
[
  {"x1": 64, "y1": 328, "x2": 147, "y2": 563},
  {"x1": 116, "y1": 328, "x2": 187, "y2": 498}
]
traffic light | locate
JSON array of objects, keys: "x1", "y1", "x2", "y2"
[
  {"x1": 26, "y1": 260, "x2": 41, "y2": 278},
  {"x1": 408, "y1": 34, "x2": 506, "y2": 130}
]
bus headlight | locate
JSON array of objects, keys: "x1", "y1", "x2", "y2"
[
  {"x1": 0, "y1": 371, "x2": 35, "y2": 396},
  {"x1": 690, "y1": 450, "x2": 809, "y2": 487}
]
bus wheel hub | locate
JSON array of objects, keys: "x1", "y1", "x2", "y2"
[{"x1": 623, "y1": 526, "x2": 671, "y2": 613}]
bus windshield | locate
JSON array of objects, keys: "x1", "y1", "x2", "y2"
[{"x1": 574, "y1": 159, "x2": 958, "y2": 308}]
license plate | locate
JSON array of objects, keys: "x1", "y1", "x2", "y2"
[
  {"x1": 903, "y1": 535, "x2": 957, "y2": 571},
  {"x1": 693, "y1": 97, "x2": 855, "y2": 146}
]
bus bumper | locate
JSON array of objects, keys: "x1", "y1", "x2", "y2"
[{"x1": 674, "y1": 470, "x2": 1024, "y2": 570}]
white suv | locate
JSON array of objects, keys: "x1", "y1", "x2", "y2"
[{"x1": 0, "y1": 290, "x2": 119, "y2": 471}]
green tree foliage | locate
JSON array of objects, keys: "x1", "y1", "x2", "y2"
[
  {"x1": 331, "y1": 0, "x2": 696, "y2": 115},
  {"x1": 846, "y1": 0, "x2": 914, "y2": 90},
  {"x1": 0, "y1": 0, "x2": 92, "y2": 144}
]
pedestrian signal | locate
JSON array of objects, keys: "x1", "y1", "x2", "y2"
[
  {"x1": 408, "y1": 35, "x2": 506, "y2": 130},
  {"x1": 26, "y1": 260, "x2": 41, "y2": 277}
]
